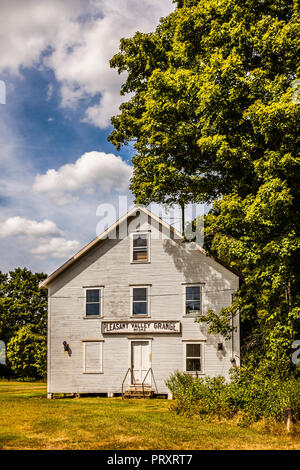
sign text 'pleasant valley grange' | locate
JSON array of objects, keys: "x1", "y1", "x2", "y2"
[{"x1": 101, "y1": 321, "x2": 181, "y2": 334}]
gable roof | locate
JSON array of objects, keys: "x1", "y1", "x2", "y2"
[{"x1": 40, "y1": 205, "x2": 238, "y2": 288}]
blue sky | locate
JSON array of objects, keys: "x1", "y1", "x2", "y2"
[
  {"x1": 0, "y1": 0, "x2": 175, "y2": 274},
  {"x1": 4, "y1": 66, "x2": 132, "y2": 171}
]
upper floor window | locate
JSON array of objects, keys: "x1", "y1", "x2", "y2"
[
  {"x1": 85, "y1": 288, "x2": 101, "y2": 316},
  {"x1": 185, "y1": 285, "x2": 201, "y2": 315},
  {"x1": 132, "y1": 287, "x2": 148, "y2": 316},
  {"x1": 132, "y1": 233, "x2": 148, "y2": 262}
]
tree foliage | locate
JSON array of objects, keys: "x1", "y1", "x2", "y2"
[
  {"x1": 0, "y1": 268, "x2": 47, "y2": 344},
  {"x1": 109, "y1": 0, "x2": 299, "y2": 205},
  {"x1": 166, "y1": 369, "x2": 300, "y2": 424},
  {"x1": 7, "y1": 325, "x2": 47, "y2": 379},
  {"x1": 110, "y1": 0, "x2": 300, "y2": 372},
  {"x1": 0, "y1": 268, "x2": 47, "y2": 378}
]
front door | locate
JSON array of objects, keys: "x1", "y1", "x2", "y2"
[{"x1": 131, "y1": 341, "x2": 150, "y2": 385}]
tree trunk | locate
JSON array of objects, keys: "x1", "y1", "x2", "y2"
[{"x1": 284, "y1": 408, "x2": 293, "y2": 432}]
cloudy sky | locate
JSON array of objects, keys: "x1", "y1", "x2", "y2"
[{"x1": 0, "y1": 0, "x2": 174, "y2": 275}]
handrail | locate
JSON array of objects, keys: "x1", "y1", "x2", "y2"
[
  {"x1": 121, "y1": 367, "x2": 137, "y2": 398},
  {"x1": 121, "y1": 368, "x2": 130, "y2": 398},
  {"x1": 122, "y1": 367, "x2": 157, "y2": 398},
  {"x1": 142, "y1": 368, "x2": 158, "y2": 398}
]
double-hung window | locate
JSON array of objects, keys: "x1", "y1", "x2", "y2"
[
  {"x1": 185, "y1": 285, "x2": 201, "y2": 315},
  {"x1": 85, "y1": 288, "x2": 101, "y2": 317},
  {"x1": 132, "y1": 233, "x2": 148, "y2": 262},
  {"x1": 132, "y1": 287, "x2": 148, "y2": 316},
  {"x1": 186, "y1": 343, "x2": 202, "y2": 373}
]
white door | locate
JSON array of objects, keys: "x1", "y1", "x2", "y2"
[{"x1": 131, "y1": 341, "x2": 150, "y2": 384}]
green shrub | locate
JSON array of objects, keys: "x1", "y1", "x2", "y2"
[
  {"x1": 7, "y1": 325, "x2": 46, "y2": 380},
  {"x1": 166, "y1": 368, "x2": 300, "y2": 424}
]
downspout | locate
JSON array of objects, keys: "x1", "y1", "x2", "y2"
[
  {"x1": 181, "y1": 204, "x2": 185, "y2": 239},
  {"x1": 230, "y1": 294, "x2": 236, "y2": 364},
  {"x1": 231, "y1": 313, "x2": 234, "y2": 362}
]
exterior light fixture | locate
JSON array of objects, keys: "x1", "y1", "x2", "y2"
[
  {"x1": 217, "y1": 342, "x2": 223, "y2": 351},
  {"x1": 63, "y1": 341, "x2": 69, "y2": 352}
]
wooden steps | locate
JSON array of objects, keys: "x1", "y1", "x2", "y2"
[{"x1": 123, "y1": 385, "x2": 154, "y2": 399}]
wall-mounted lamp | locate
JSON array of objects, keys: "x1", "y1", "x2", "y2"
[
  {"x1": 217, "y1": 342, "x2": 223, "y2": 351},
  {"x1": 63, "y1": 341, "x2": 69, "y2": 352}
]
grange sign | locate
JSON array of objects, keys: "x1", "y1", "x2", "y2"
[{"x1": 101, "y1": 320, "x2": 181, "y2": 334}]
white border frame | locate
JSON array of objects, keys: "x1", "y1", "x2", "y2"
[
  {"x1": 82, "y1": 340, "x2": 104, "y2": 374},
  {"x1": 182, "y1": 283, "x2": 204, "y2": 317},
  {"x1": 130, "y1": 231, "x2": 151, "y2": 264},
  {"x1": 182, "y1": 341, "x2": 205, "y2": 375},
  {"x1": 130, "y1": 285, "x2": 151, "y2": 318},
  {"x1": 83, "y1": 286, "x2": 104, "y2": 318}
]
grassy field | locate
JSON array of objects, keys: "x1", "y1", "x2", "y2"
[{"x1": 0, "y1": 381, "x2": 299, "y2": 450}]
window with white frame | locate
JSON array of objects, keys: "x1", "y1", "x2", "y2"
[
  {"x1": 85, "y1": 288, "x2": 101, "y2": 316},
  {"x1": 83, "y1": 341, "x2": 103, "y2": 373},
  {"x1": 186, "y1": 343, "x2": 202, "y2": 372},
  {"x1": 185, "y1": 285, "x2": 201, "y2": 315},
  {"x1": 132, "y1": 287, "x2": 148, "y2": 316},
  {"x1": 132, "y1": 233, "x2": 148, "y2": 262}
]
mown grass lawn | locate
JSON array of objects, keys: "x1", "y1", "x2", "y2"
[{"x1": 0, "y1": 381, "x2": 299, "y2": 450}]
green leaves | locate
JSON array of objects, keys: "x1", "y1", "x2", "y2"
[
  {"x1": 109, "y1": 0, "x2": 299, "y2": 205},
  {"x1": 0, "y1": 268, "x2": 48, "y2": 378},
  {"x1": 166, "y1": 368, "x2": 300, "y2": 423},
  {"x1": 7, "y1": 325, "x2": 47, "y2": 379},
  {"x1": 0, "y1": 268, "x2": 47, "y2": 344}
]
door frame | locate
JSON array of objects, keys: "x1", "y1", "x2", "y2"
[{"x1": 128, "y1": 339, "x2": 152, "y2": 385}]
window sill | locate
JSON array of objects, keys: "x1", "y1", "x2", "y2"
[
  {"x1": 185, "y1": 371, "x2": 205, "y2": 376},
  {"x1": 130, "y1": 315, "x2": 150, "y2": 319},
  {"x1": 183, "y1": 314, "x2": 202, "y2": 318},
  {"x1": 130, "y1": 261, "x2": 151, "y2": 264},
  {"x1": 83, "y1": 371, "x2": 103, "y2": 374},
  {"x1": 83, "y1": 316, "x2": 102, "y2": 319}
]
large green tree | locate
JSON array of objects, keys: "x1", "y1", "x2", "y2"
[
  {"x1": 0, "y1": 268, "x2": 47, "y2": 344},
  {"x1": 109, "y1": 0, "x2": 300, "y2": 372},
  {"x1": 0, "y1": 268, "x2": 47, "y2": 377},
  {"x1": 7, "y1": 325, "x2": 47, "y2": 380}
]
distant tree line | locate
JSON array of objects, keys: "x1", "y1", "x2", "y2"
[{"x1": 0, "y1": 268, "x2": 47, "y2": 380}]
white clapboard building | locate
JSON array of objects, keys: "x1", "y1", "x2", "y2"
[{"x1": 41, "y1": 206, "x2": 240, "y2": 398}]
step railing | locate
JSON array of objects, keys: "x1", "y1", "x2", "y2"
[
  {"x1": 142, "y1": 368, "x2": 158, "y2": 398},
  {"x1": 121, "y1": 367, "x2": 137, "y2": 398}
]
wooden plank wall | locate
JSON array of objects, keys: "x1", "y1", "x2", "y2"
[{"x1": 47, "y1": 215, "x2": 239, "y2": 395}]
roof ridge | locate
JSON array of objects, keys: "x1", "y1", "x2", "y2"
[{"x1": 40, "y1": 205, "x2": 237, "y2": 288}]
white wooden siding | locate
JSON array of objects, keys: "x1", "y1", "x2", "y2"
[{"x1": 47, "y1": 215, "x2": 239, "y2": 395}]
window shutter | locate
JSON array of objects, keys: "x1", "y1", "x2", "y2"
[{"x1": 83, "y1": 342, "x2": 102, "y2": 373}]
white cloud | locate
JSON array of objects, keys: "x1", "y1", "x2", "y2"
[
  {"x1": 83, "y1": 92, "x2": 124, "y2": 129},
  {"x1": 0, "y1": 1, "x2": 175, "y2": 273},
  {"x1": 0, "y1": 114, "x2": 134, "y2": 272},
  {"x1": 0, "y1": 0, "x2": 174, "y2": 127},
  {"x1": 33, "y1": 151, "x2": 133, "y2": 204},
  {"x1": 0, "y1": 216, "x2": 62, "y2": 238},
  {"x1": 30, "y1": 237, "x2": 80, "y2": 259},
  {"x1": 0, "y1": 212, "x2": 80, "y2": 262},
  {"x1": 0, "y1": 0, "x2": 85, "y2": 73},
  {"x1": 46, "y1": 84, "x2": 54, "y2": 101}
]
